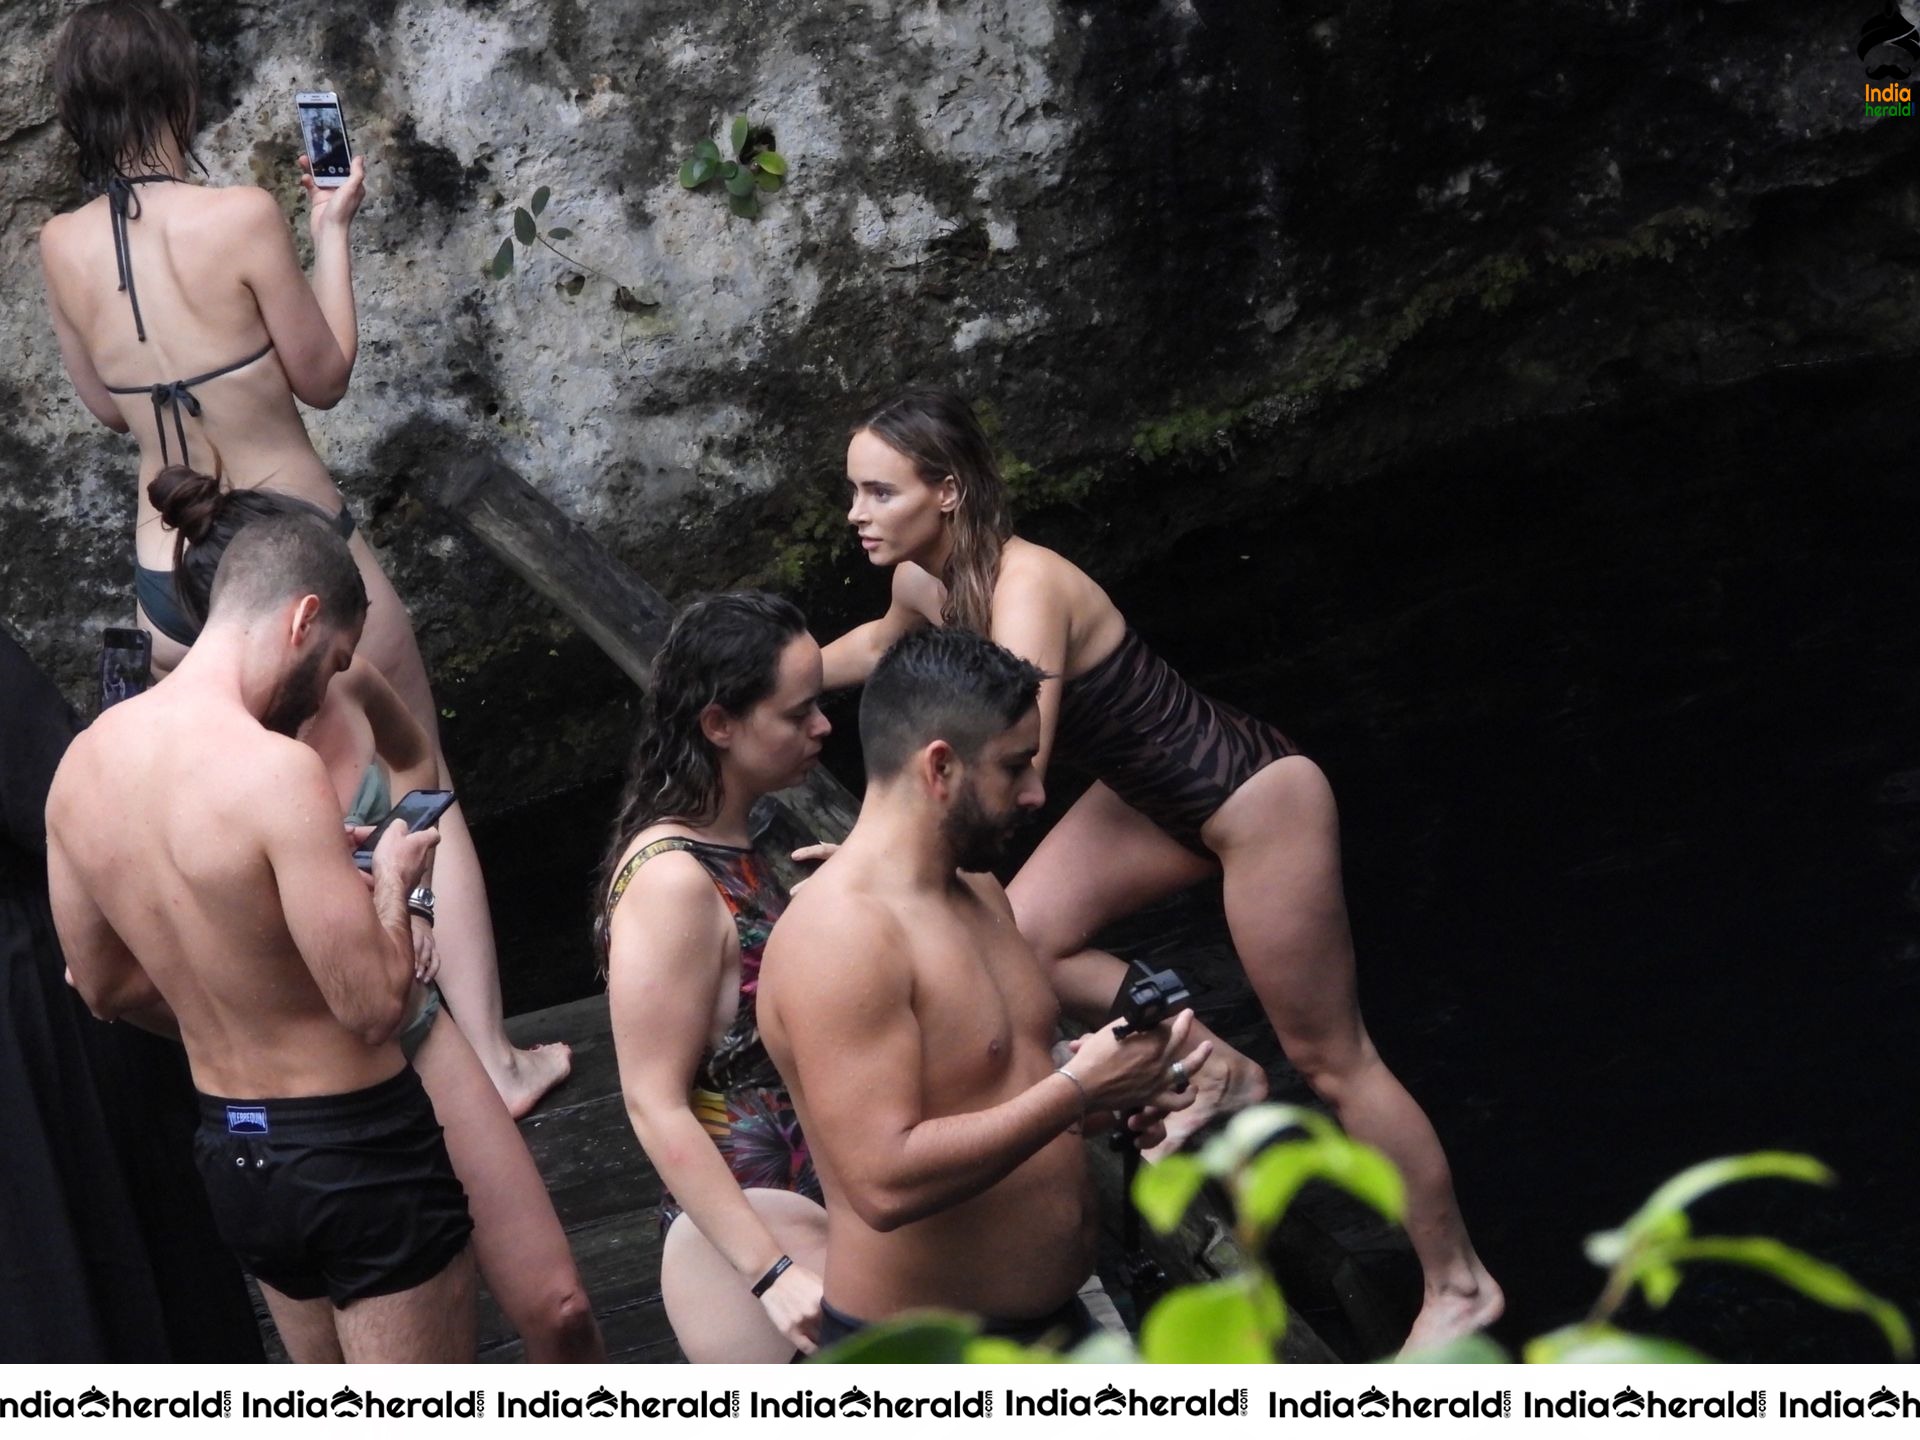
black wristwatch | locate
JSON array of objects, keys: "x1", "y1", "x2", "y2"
[{"x1": 407, "y1": 884, "x2": 436, "y2": 926}]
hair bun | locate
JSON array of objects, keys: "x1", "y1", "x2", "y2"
[{"x1": 148, "y1": 465, "x2": 223, "y2": 544}]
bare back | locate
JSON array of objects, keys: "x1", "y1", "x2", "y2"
[
  {"x1": 39, "y1": 185, "x2": 341, "y2": 569},
  {"x1": 46, "y1": 684, "x2": 404, "y2": 1099},
  {"x1": 761, "y1": 852, "x2": 1095, "y2": 1320}
]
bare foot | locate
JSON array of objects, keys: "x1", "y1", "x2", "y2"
[
  {"x1": 492, "y1": 1042, "x2": 573, "y2": 1120},
  {"x1": 1400, "y1": 1266, "x2": 1505, "y2": 1356},
  {"x1": 1143, "y1": 1038, "x2": 1270, "y2": 1161}
]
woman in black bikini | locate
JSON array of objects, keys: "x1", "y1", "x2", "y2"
[
  {"x1": 39, "y1": 1, "x2": 567, "y2": 1117},
  {"x1": 820, "y1": 389, "x2": 1503, "y2": 1351},
  {"x1": 601, "y1": 593, "x2": 833, "y2": 1361}
]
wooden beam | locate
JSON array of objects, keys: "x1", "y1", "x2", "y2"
[{"x1": 419, "y1": 455, "x2": 860, "y2": 854}]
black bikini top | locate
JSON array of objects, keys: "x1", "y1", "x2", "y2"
[{"x1": 101, "y1": 174, "x2": 273, "y2": 469}]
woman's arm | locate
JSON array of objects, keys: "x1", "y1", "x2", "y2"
[
  {"x1": 608, "y1": 852, "x2": 805, "y2": 1290},
  {"x1": 349, "y1": 657, "x2": 435, "y2": 799},
  {"x1": 234, "y1": 157, "x2": 365, "y2": 408},
  {"x1": 987, "y1": 560, "x2": 1074, "y2": 779},
  {"x1": 819, "y1": 562, "x2": 942, "y2": 690}
]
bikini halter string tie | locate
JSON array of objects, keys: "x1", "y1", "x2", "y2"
[
  {"x1": 104, "y1": 173, "x2": 179, "y2": 345},
  {"x1": 145, "y1": 379, "x2": 202, "y2": 470}
]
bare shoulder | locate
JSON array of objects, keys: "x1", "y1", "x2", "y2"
[
  {"x1": 766, "y1": 878, "x2": 906, "y2": 992},
  {"x1": 958, "y1": 868, "x2": 1017, "y2": 924},
  {"x1": 996, "y1": 535, "x2": 1082, "y2": 593},
  {"x1": 209, "y1": 184, "x2": 287, "y2": 229},
  {"x1": 608, "y1": 839, "x2": 720, "y2": 923},
  {"x1": 892, "y1": 561, "x2": 946, "y2": 620}
]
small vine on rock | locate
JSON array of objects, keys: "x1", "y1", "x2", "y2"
[{"x1": 680, "y1": 116, "x2": 787, "y2": 219}]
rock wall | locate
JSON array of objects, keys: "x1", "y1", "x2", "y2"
[{"x1": 3, "y1": 0, "x2": 1916, "y2": 811}]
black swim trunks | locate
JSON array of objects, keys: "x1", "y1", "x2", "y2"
[
  {"x1": 818, "y1": 1294, "x2": 1097, "y2": 1350},
  {"x1": 192, "y1": 1066, "x2": 471, "y2": 1306}
]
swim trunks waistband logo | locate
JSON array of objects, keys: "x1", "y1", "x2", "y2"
[{"x1": 226, "y1": 1106, "x2": 269, "y2": 1135}]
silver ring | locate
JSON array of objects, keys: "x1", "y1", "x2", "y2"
[{"x1": 1168, "y1": 1059, "x2": 1190, "y2": 1093}]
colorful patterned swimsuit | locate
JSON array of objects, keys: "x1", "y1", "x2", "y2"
[{"x1": 607, "y1": 836, "x2": 820, "y2": 1233}]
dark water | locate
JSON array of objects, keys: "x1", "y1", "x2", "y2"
[{"x1": 477, "y1": 361, "x2": 1920, "y2": 1361}]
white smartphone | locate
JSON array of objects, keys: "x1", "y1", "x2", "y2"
[{"x1": 295, "y1": 90, "x2": 353, "y2": 187}]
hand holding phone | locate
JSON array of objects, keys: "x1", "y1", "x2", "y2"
[
  {"x1": 296, "y1": 92, "x2": 354, "y2": 186},
  {"x1": 352, "y1": 789, "x2": 456, "y2": 872}
]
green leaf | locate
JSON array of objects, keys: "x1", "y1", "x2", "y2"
[
  {"x1": 1392, "y1": 1333, "x2": 1511, "y2": 1364},
  {"x1": 679, "y1": 157, "x2": 717, "y2": 188},
  {"x1": 810, "y1": 1315, "x2": 976, "y2": 1363},
  {"x1": 558, "y1": 273, "x2": 585, "y2": 297},
  {"x1": 513, "y1": 207, "x2": 536, "y2": 245},
  {"x1": 731, "y1": 114, "x2": 750, "y2": 158},
  {"x1": 1198, "y1": 1103, "x2": 1334, "y2": 1178},
  {"x1": 1666, "y1": 1237, "x2": 1915, "y2": 1359},
  {"x1": 1233, "y1": 1136, "x2": 1405, "y2": 1242},
  {"x1": 530, "y1": 185, "x2": 550, "y2": 216},
  {"x1": 725, "y1": 167, "x2": 757, "y2": 197},
  {"x1": 728, "y1": 189, "x2": 760, "y2": 219},
  {"x1": 965, "y1": 1337, "x2": 1059, "y2": 1364},
  {"x1": 546, "y1": 226, "x2": 574, "y2": 240},
  {"x1": 1638, "y1": 1259, "x2": 1682, "y2": 1308},
  {"x1": 755, "y1": 170, "x2": 784, "y2": 192},
  {"x1": 1620, "y1": 1153, "x2": 1834, "y2": 1243},
  {"x1": 488, "y1": 236, "x2": 515, "y2": 279},
  {"x1": 1132, "y1": 1154, "x2": 1206, "y2": 1235},
  {"x1": 1065, "y1": 1332, "x2": 1138, "y2": 1364},
  {"x1": 754, "y1": 149, "x2": 788, "y2": 175},
  {"x1": 1524, "y1": 1323, "x2": 1711, "y2": 1364},
  {"x1": 1140, "y1": 1275, "x2": 1284, "y2": 1364},
  {"x1": 694, "y1": 138, "x2": 721, "y2": 163},
  {"x1": 719, "y1": 160, "x2": 740, "y2": 179}
]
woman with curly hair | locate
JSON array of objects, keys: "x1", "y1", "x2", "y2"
[{"x1": 601, "y1": 592, "x2": 833, "y2": 1361}]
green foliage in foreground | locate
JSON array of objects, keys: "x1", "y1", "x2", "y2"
[
  {"x1": 811, "y1": 1106, "x2": 1912, "y2": 1364},
  {"x1": 679, "y1": 115, "x2": 788, "y2": 220}
]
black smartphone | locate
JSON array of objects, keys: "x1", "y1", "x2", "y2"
[
  {"x1": 295, "y1": 90, "x2": 354, "y2": 187},
  {"x1": 98, "y1": 626, "x2": 152, "y2": 712},
  {"x1": 352, "y1": 789, "x2": 456, "y2": 871}
]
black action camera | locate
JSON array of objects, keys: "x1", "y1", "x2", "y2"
[{"x1": 1108, "y1": 962, "x2": 1193, "y2": 1038}]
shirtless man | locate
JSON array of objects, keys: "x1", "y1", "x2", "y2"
[
  {"x1": 760, "y1": 628, "x2": 1209, "y2": 1345},
  {"x1": 46, "y1": 511, "x2": 475, "y2": 1363}
]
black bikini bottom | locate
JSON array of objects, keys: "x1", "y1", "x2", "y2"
[{"x1": 136, "y1": 503, "x2": 357, "y2": 645}]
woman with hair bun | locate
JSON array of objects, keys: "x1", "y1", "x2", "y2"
[
  {"x1": 820, "y1": 388, "x2": 1503, "y2": 1352},
  {"x1": 600, "y1": 593, "x2": 834, "y2": 1362},
  {"x1": 149, "y1": 468, "x2": 604, "y2": 1364},
  {"x1": 38, "y1": 0, "x2": 567, "y2": 1114}
]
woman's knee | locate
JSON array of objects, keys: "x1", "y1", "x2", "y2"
[{"x1": 1276, "y1": 1025, "x2": 1376, "y2": 1102}]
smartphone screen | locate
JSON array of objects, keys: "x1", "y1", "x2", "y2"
[
  {"x1": 98, "y1": 627, "x2": 152, "y2": 713},
  {"x1": 297, "y1": 94, "x2": 353, "y2": 186}
]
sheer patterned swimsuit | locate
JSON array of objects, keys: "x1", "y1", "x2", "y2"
[
  {"x1": 1054, "y1": 628, "x2": 1300, "y2": 854},
  {"x1": 607, "y1": 837, "x2": 820, "y2": 1234},
  {"x1": 102, "y1": 174, "x2": 354, "y2": 645}
]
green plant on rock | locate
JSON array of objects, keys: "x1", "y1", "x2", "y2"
[
  {"x1": 486, "y1": 185, "x2": 650, "y2": 310},
  {"x1": 679, "y1": 115, "x2": 787, "y2": 219},
  {"x1": 809, "y1": 1106, "x2": 1913, "y2": 1365}
]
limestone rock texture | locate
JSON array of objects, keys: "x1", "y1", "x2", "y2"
[{"x1": 3, "y1": 0, "x2": 1916, "y2": 810}]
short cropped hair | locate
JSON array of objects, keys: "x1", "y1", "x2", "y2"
[
  {"x1": 206, "y1": 511, "x2": 367, "y2": 631},
  {"x1": 860, "y1": 628, "x2": 1046, "y2": 780}
]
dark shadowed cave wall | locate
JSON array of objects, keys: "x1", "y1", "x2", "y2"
[{"x1": 2, "y1": 0, "x2": 1916, "y2": 813}]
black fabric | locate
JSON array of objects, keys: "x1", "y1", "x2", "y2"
[
  {"x1": 0, "y1": 629, "x2": 261, "y2": 1361},
  {"x1": 817, "y1": 1294, "x2": 1098, "y2": 1350},
  {"x1": 1055, "y1": 628, "x2": 1299, "y2": 854},
  {"x1": 193, "y1": 1066, "x2": 472, "y2": 1306}
]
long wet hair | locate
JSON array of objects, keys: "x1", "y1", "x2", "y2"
[
  {"x1": 854, "y1": 388, "x2": 1012, "y2": 636},
  {"x1": 54, "y1": 1, "x2": 203, "y2": 190},
  {"x1": 595, "y1": 591, "x2": 809, "y2": 960},
  {"x1": 149, "y1": 466, "x2": 358, "y2": 633}
]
